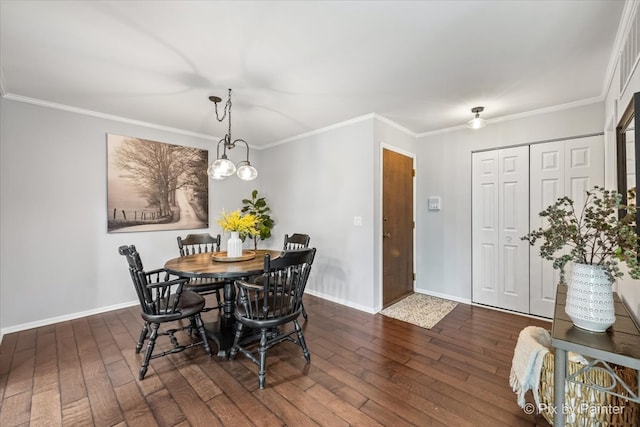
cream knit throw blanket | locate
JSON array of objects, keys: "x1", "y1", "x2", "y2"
[{"x1": 509, "y1": 326, "x2": 550, "y2": 410}]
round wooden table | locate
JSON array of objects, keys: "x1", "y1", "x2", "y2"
[
  {"x1": 164, "y1": 249, "x2": 280, "y2": 279},
  {"x1": 164, "y1": 249, "x2": 280, "y2": 357}
]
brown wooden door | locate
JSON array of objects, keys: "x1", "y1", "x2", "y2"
[{"x1": 382, "y1": 148, "x2": 414, "y2": 307}]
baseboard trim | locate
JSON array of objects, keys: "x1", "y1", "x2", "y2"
[
  {"x1": 413, "y1": 289, "x2": 552, "y2": 322},
  {"x1": 414, "y1": 289, "x2": 472, "y2": 305},
  {"x1": 470, "y1": 302, "x2": 552, "y2": 322},
  {"x1": 304, "y1": 289, "x2": 377, "y2": 314},
  {"x1": 0, "y1": 291, "x2": 551, "y2": 346},
  {"x1": 1, "y1": 300, "x2": 139, "y2": 338}
]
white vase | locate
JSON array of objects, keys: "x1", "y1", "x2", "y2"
[
  {"x1": 227, "y1": 231, "x2": 243, "y2": 258},
  {"x1": 565, "y1": 263, "x2": 615, "y2": 332}
]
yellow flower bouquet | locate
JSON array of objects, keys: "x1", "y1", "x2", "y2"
[{"x1": 217, "y1": 209, "x2": 259, "y2": 238}]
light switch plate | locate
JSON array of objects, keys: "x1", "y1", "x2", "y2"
[
  {"x1": 353, "y1": 216, "x2": 363, "y2": 226},
  {"x1": 428, "y1": 196, "x2": 441, "y2": 210}
]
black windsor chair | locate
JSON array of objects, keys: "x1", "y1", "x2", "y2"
[
  {"x1": 119, "y1": 245, "x2": 211, "y2": 380},
  {"x1": 230, "y1": 248, "x2": 316, "y2": 389}
]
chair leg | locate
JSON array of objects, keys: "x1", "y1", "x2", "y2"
[
  {"x1": 193, "y1": 314, "x2": 212, "y2": 356},
  {"x1": 187, "y1": 317, "x2": 197, "y2": 336},
  {"x1": 229, "y1": 322, "x2": 245, "y2": 359},
  {"x1": 258, "y1": 330, "x2": 268, "y2": 389},
  {"x1": 301, "y1": 301, "x2": 308, "y2": 320},
  {"x1": 214, "y1": 289, "x2": 223, "y2": 309},
  {"x1": 140, "y1": 323, "x2": 159, "y2": 380},
  {"x1": 294, "y1": 319, "x2": 310, "y2": 363},
  {"x1": 136, "y1": 323, "x2": 149, "y2": 353}
]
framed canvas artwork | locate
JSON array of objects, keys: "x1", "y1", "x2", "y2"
[{"x1": 107, "y1": 134, "x2": 209, "y2": 233}]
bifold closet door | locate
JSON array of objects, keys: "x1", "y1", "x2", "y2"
[
  {"x1": 472, "y1": 146, "x2": 530, "y2": 313},
  {"x1": 529, "y1": 136, "x2": 604, "y2": 317}
]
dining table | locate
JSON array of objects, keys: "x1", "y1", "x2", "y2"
[{"x1": 164, "y1": 249, "x2": 281, "y2": 357}]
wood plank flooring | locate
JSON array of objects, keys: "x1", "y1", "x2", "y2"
[{"x1": 0, "y1": 294, "x2": 553, "y2": 426}]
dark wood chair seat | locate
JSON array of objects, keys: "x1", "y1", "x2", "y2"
[
  {"x1": 153, "y1": 291, "x2": 207, "y2": 321},
  {"x1": 183, "y1": 277, "x2": 226, "y2": 293},
  {"x1": 118, "y1": 245, "x2": 211, "y2": 380}
]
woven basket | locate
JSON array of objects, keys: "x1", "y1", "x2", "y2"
[{"x1": 539, "y1": 351, "x2": 639, "y2": 426}]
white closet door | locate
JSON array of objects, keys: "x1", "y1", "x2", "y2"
[
  {"x1": 472, "y1": 150, "x2": 500, "y2": 307},
  {"x1": 529, "y1": 136, "x2": 604, "y2": 317},
  {"x1": 529, "y1": 142, "x2": 565, "y2": 318},
  {"x1": 473, "y1": 146, "x2": 530, "y2": 313}
]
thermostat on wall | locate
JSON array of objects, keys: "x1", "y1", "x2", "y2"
[{"x1": 428, "y1": 196, "x2": 441, "y2": 211}]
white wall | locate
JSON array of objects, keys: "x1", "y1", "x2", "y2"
[
  {"x1": 0, "y1": 96, "x2": 621, "y2": 338},
  {"x1": 258, "y1": 118, "x2": 377, "y2": 312},
  {"x1": 0, "y1": 98, "x2": 261, "y2": 335},
  {"x1": 415, "y1": 102, "x2": 606, "y2": 303},
  {"x1": 0, "y1": 101, "x2": 410, "y2": 338}
]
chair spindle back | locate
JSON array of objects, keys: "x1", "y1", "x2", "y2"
[
  {"x1": 177, "y1": 233, "x2": 221, "y2": 256},
  {"x1": 238, "y1": 248, "x2": 316, "y2": 321},
  {"x1": 283, "y1": 233, "x2": 311, "y2": 250}
]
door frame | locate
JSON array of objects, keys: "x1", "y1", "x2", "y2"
[{"x1": 378, "y1": 142, "x2": 416, "y2": 311}]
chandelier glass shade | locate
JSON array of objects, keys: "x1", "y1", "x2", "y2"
[
  {"x1": 467, "y1": 106, "x2": 487, "y2": 129},
  {"x1": 207, "y1": 89, "x2": 257, "y2": 181},
  {"x1": 237, "y1": 161, "x2": 258, "y2": 180}
]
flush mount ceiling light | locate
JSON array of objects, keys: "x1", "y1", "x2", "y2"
[
  {"x1": 207, "y1": 89, "x2": 257, "y2": 181},
  {"x1": 467, "y1": 106, "x2": 487, "y2": 129}
]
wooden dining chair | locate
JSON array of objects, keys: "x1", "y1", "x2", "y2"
[
  {"x1": 177, "y1": 233, "x2": 228, "y2": 312},
  {"x1": 284, "y1": 233, "x2": 311, "y2": 250},
  {"x1": 251, "y1": 233, "x2": 313, "y2": 320},
  {"x1": 284, "y1": 233, "x2": 311, "y2": 319},
  {"x1": 118, "y1": 245, "x2": 211, "y2": 380},
  {"x1": 230, "y1": 248, "x2": 317, "y2": 389}
]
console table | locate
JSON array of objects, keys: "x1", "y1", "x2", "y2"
[{"x1": 551, "y1": 284, "x2": 640, "y2": 426}]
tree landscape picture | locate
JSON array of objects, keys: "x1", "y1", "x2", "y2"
[{"x1": 107, "y1": 134, "x2": 208, "y2": 233}]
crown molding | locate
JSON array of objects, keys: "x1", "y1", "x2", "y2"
[
  {"x1": 416, "y1": 96, "x2": 603, "y2": 138},
  {"x1": 1, "y1": 90, "x2": 606, "y2": 148},
  {"x1": 262, "y1": 112, "x2": 418, "y2": 150},
  {"x1": 1, "y1": 93, "x2": 222, "y2": 142},
  {"x1": 261, "y1": 113, "x2": 377, "y2": 149},
  {"x1": 372, "y1": 113, "x2": 417, "y2": 137}
]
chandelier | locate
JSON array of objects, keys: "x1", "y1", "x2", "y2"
[{"x1": 207, "y1": 89, "x2": 258, "y2": 181}]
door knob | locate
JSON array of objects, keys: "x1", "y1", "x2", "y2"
[{"x1": 383, "y1": 232, "x2": 391, "y2": 239}]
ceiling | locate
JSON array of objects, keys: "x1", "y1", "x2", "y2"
[{"x1": 0, "y1": 1, "x2": 627, "y2": 147}]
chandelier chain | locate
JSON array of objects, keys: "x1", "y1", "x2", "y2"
[{"x1": 213, "y1": 89, "x2": 232, "y2": 124}]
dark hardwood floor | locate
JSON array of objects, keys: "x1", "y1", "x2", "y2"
[{"x1": 0, "y1": 294, "x2": 553, "y2": 426}]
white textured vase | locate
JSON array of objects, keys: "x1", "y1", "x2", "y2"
[
  {"x1": 227, "y1": 231, "x2": 243, "y2": 258},
  {"x1": 565, "y1": 263, "x2": 615, "y2": 332}
]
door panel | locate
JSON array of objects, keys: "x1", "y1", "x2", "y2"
[
  {"x1": 382, "y1": 148, "x2": 414, "y2": 307},
  {"x1": 473, "y1": 151, "x2": 499, "y2": 301},
  {"x1": 529, "y1": 136, "x2": 603, "y2": 317},
  {"x1": 497, "y1": 147, "x2": 530, "y2": 312},
  {"x1": 472, "y1": 146, "x2": 529, "y2": 313}
]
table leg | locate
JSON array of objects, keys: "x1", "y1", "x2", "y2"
[
  {"x1": 203, "y1": 281, "x2": 237, "y2": 357},
  {"x1": 553, "y1": 348, "x2": 566, "y2": 427},
  {"x1": 223, "y1": 280, "x2": 236, "y2": 322}
]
